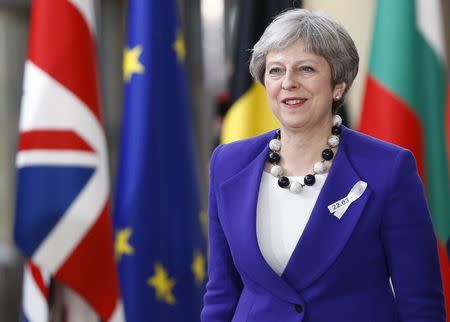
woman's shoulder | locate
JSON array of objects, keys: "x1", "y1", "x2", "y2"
[
  {"x1": 342, "y1": 126, "x2": 408, "y2": 157},
  {"x1": 341, "y1": 126, "x2": 419, "y2": 179},
  {"x1": 222, "y1": 130, "x2": 275, "y2": 150},
  {"x1": 341, "y1": 126, "x2": 421, "y2": 196},
  {"x1": 213, "y1": 130, "x2": 274, "y2": 162},
  {"x1": 210, "y1": 130, "x2": 274, "y2": 179}
]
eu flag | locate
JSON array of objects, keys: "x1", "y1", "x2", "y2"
[{"x1": 114, "y1": 1, "x2": 206, "y2": 321}]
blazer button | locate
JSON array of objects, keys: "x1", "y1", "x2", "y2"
[{"x1": 294, "y1": 304, "x2": 303, "y2": 313}]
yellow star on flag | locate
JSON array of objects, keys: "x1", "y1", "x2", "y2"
[
  {"x1": 191, "y1": 251, "x2": 206, "y2": 285},
  {"x1": 148, "y1": 262, "x2": 176, "y2": 305},
  {"x1": 115, "y1": 228, "x2": 134, "y2": 260},
  {"x1": 172, "y1": 30, "x2": 186, "y2": 62},
  {"x1": 123, "y1": 45, "x2": 145, "y2": 82}
]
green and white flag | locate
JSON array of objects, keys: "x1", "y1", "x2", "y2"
[{"x1": 359, "y1": 0, "x2": 450, "y2": 311}]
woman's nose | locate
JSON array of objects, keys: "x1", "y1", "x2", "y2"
[{"x1": 281, "y1": 72, "x2": 299, "y2": 90}]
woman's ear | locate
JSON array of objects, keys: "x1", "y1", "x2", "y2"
[{"x1": 333, "y1": 82, "x2": 347, "y2": 99}]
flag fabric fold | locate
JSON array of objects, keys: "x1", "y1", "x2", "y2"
[
  {"x1": 358, "y1": 0, "x2": 450, "y2": 315},
  {"x1": 14, "y1": 0, "x2": 122, "y2": 320},
  {"x1": 114, "y1": 0, "x2": 206, "y2": 321}
]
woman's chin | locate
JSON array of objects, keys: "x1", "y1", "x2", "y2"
[{"x1": 278, "y1": 120, "x2": 310, "y2": 132}]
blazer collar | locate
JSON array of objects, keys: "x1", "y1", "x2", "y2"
[
  {"x1": 219, "y1": 126, "x2": 371, "y2": 300},
  {"x1": 281, "y1": 126, "x2": 371, "y2": 291}
]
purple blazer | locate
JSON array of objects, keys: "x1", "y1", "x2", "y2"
[{"x1": 201, "y1": 126, "x2": 445, "y2": 322}]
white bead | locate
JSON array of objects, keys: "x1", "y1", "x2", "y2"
[
  {"x1": 328, "y1": 135, "x2": 340, "y2": 147},
  {"x1": 333, "y1": 114, "x2": 342, "y2": 126},
  {"x1": 289, "y1": 181, "x2": 303, "y2": 194},
  {"x1": 313, "y1": 161, "x2": 326, "y2": 174},
  {"x1": 270, "y1": 165, "x2": 283, "y2": 177},
  {"x1": 269, "y1": 139, "x2": 281, "y2": 151}
]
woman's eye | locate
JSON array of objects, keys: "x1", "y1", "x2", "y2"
[
  {"x1": 301, "y1": 66, "x2": 314, "y2": 72},
  {"x1": 268, "y1": 67, "x2": 282, "y2": 75}
]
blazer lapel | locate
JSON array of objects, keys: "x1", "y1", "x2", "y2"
[
  {"x1": 281, "y1": 127, "x2": 371, "y2": 291},
  {"x1": 219, "y1": 136, "x2": 301, "y2": 304}
]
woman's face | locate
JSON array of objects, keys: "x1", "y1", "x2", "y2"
[{"x1": 264, "y1": 39, "x2": 345, "y2": 133}]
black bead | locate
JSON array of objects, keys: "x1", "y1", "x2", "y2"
[
  {"x1": 331, "y1": 125, "x2": 341, "y2": 135},
  {"x1": 304, "y1": 174, "x2": 316, "y2": 186},
  {"x1": 268, "y1": 152, "x2": 281, "y2": 164},
  {"x1": 294, "y1": 304, "x2": 303, "y2": 313},
  {"x1": 322, "y1": 148, "x2": 334, "y2": 161},
  {"x1": 275, "y1": 129, "x2": 281, "y2": 139},
  {"x1": 278, "y1": 176, "x2": 290, "y2": 188}
]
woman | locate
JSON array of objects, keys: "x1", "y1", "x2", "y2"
[{"x1": 201, "y1": 9, "x2": 445, "y2": 322}]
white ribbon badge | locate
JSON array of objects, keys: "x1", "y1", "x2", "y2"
[{"x1": 328, "y1": 180, "x2": 368, "y2": 219}]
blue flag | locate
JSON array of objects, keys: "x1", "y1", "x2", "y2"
[{"x1": 114, "y1": 1, "x2": 206, "y2": 320}]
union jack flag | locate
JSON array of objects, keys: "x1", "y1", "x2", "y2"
[{"x1": 14, "y1": 0, "x2": 123, "y2": 320}]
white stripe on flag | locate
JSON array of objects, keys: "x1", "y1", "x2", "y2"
[
  {"x1": 17, "y1": 150, "x2": 98, "y2": 168},
  {"x1": 33, "y1": 163, "x2": 108, "y2": 273},
  {"x1": 22, "y1": 264, "x2": 49, "y2": 322},
  {"x1": 62, "y1": 285, "x2": 99, "y2": 322},
  {"x1": 416, "y1": 0, "x2": 447, "y2": 64},
  {"x1": 108, "y1": 301, "x2": 125, "y2": 322},
  {"x1": 19, "y1": 62, "x2": 109, "y2": 160}
]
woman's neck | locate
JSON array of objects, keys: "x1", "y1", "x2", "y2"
[{"x1": 278, "y1": 120, "x2": 334, "y2": 176}]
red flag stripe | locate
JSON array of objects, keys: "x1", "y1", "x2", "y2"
[
  {"x1": 437, "y1": 240, "x2": 450, "y2": 313},
  {"x1": 18, "y1": 130, "x2": 95, "y2": 152},
  {"x1": 28, "y1": 0, "x2": 101, "y2": 122},
  {"x1": 55, "y1": 202, "x2": 119, "y2": 320},
  {"x1": 359, "y1": 75, "x2": 425, "y2": 179},
  {"x1": 28, "y1": 261, "x2": 49, "y2": 300}
]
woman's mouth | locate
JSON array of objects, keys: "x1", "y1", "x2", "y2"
[{"x1": 282, "y1": 98, "x2": 307, "y2": 108}]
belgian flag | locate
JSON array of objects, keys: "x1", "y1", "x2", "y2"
[{"x1": 221, "y1": 1, "x2": 301, "y2": 144}]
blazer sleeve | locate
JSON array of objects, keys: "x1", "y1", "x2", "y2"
[
  {"x1": 201, "y1": 144, "x2": 243, "y2": 321},
  {"x1": 382, "y1": 149, "x2": 446, "y2": 321}
]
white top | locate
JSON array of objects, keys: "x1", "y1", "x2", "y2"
[{"x1": 256, "y1": 171, "x2": 328, "y2": 276}]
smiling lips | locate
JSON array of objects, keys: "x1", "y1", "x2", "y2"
[{"x1": 282, "y1": 98, "x2": 307, "y2": 108}]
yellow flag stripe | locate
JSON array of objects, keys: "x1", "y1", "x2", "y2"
[{"x1": 221, "y1": 83, "x2": 279, "y2": 144}]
